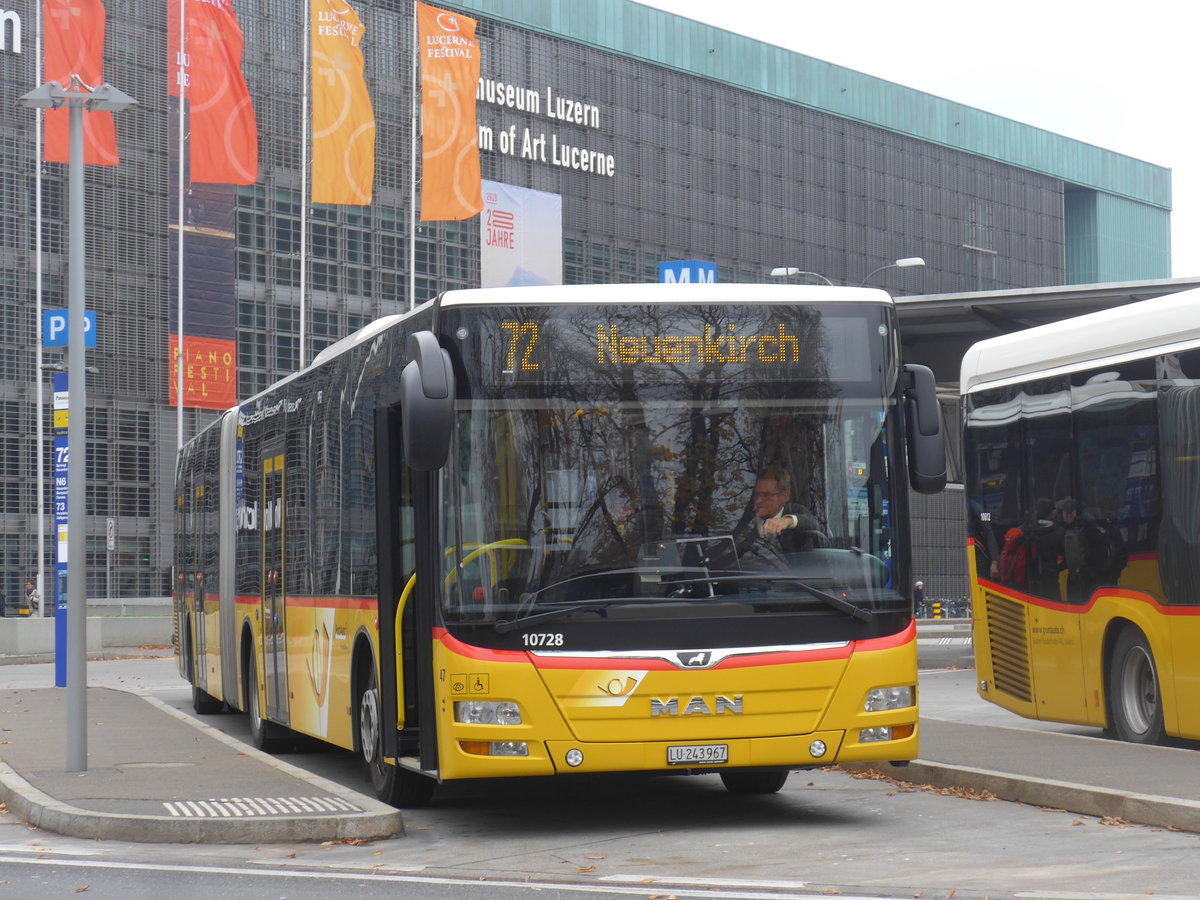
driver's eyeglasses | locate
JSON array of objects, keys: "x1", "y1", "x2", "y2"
[{"x1": 753, "y1": 490, "x2": 783, "y2": 499}]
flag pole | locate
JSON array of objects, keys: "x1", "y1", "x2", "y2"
[
  {"x1": 34, "y1": 0, "x2": 46, "y2": 616},
  {"x1": 176, "y1": 0, "x2": 187, "y2": 452},
  {"x1": 409, "y1": 1, "x2": 418, "y2": 312},
  {"x1": 300, "y1": 0, "x2": 310, "y2": 368}
]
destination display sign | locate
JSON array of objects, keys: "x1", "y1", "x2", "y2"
[
  {"x1": 457, "y1": 303, "x2": 885, "y2": 394},
  {"x1": 499, "y1": 320, "x2": 821, "y2": 373}
]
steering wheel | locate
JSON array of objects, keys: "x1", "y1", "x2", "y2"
[
  {"x1": 794, "y1": 529, "x2": 831, "y2": 549},
  {"x1": 443, "y1": 538, "x2": 531, "y2": 588}
]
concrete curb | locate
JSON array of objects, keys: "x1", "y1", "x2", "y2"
[
  {"x1": 0, "y1": 648, "x2": 175, "y2": 666},
  {"x1": 0, "y1": 690, "x2": 406, "y2": 844},
  {"x1": 844, "y1": 759, "x2": 1200, "y2": 834}
]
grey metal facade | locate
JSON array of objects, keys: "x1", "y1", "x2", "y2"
[{"x1": 0, "y1": 0, "x2": 1171, "y2": 600}]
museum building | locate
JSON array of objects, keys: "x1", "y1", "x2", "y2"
[{"x1": 0, "y1": 0, "x2": 1171, "y2": 598}]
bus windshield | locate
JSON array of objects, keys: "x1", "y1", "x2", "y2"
[{"x1": 438, "y1": 301, "x2": 905, "y2": 649}]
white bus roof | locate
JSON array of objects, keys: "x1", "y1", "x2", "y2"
[
  {"x1": 226, "y1": 284, "x2": 892, "y2": 417},
  {"x1": 960, "y1": 286, "x2": 1200, "y2": 394},
  {"x1": 438, "y1": 283, "x2": 892, "y2": 307}
]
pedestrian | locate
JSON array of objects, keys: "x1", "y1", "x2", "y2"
[{"x1": 25, "y1": 578, "x2": 41, "y2": 616}]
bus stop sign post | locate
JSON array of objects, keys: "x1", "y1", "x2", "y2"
[
  {"x1": 20, "y1": 79, "x2": 136, "y2": 775},
  {"x1": 52, "y1": 374, "x2": 69, "y2": 688},
  {"x1": 64, "y1": 93, "x2": 89, "y2": 773}
]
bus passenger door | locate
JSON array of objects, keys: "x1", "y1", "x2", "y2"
[
  {"x1": 193, "y1": 482, "x2": 210, "y2": 694},
  {"x1": 262, "y1": 447, "x2": 289, "y2": 725}
]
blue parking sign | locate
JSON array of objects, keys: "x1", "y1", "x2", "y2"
[{"x1": 43, "y1": 310, "x2": 97, "y2": 348}]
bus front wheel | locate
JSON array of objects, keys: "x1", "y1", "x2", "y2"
[
  {"x1": 719, "y1": 769, "x2": 789, "y2": 795},
  {"x1": 1108, "y1": 627, "x2": 1165, "y2": 745},
  {"x1": 357, "y1": 665, "x2": 436, "y2": 808}
]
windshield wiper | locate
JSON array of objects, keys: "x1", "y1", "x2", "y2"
[
  {"x1": 492, "y1": 565, "x2": 720, "y2": 633},
  {"x1": 712, "y1": 574, "x2": 877, "y2": 622},
  {"x1": 494, "y1": 596, "x2": 658, "y2": 634},
  {"x1": 492, "y1": 566, "x2": 877, "y2": 632}
]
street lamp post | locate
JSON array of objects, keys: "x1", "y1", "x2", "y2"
[
  {"x1": 860, "y1": 256, "x2": 926, "y2": 286},
  {"x1": 768, "y1": 266, "x2": 834, "y2": 285},
  {"x1": 768, "y1": 257, "x2": 927, "y2": 287},
  {"x1": 18, "y1": 77, "x2": 136, "y2": 774}
]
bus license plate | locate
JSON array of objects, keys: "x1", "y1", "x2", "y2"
[{"x1": 667, "y1": 743, "x2": 728, "y2": 765}]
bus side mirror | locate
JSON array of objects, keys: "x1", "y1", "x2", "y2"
[
  {"x1": 902, "y1": 363, "x2": 947, "y2": 494},
  {"x1": 400, "y1": 331, "x2": 455, "y2": 471}
]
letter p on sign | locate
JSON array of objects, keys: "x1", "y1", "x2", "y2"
[{"x1": 43, "y1": 310, "x2": 97, "y2": 348}]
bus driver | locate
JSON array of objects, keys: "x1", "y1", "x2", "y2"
[{"x1": 738, "y1": 467, "x2": 822, "y2": 559}]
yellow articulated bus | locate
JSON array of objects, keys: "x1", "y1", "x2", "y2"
[
  {"x1": 962, "y1": 286, "x2": 1200, "y2": 745},
  {"x1": 175, "y1": 283, "x2": 945, "y2": 806}
]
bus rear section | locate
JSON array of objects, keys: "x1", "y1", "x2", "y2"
[{"x1": 962, "y1": 288, "x2": 1200, "y2": 746}]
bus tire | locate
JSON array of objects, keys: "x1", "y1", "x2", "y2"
[
  {"x1": 185, "y1": 624, "x2": 223, "y2": 715},
  {"x1": 719, "y1": 769, "x2": 789, "y2": 795},
  {"x1": 1107, "y1": 627, "x2": 1165, "y2": 745},
  {"x1": 245, "y1": 652, "x2": 289, "y2": 753},
  {"x1": 358, "y1": 664, "x2": 436, "y2": 808}
]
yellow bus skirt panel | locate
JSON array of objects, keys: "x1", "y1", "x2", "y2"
[{"x1": 433, "y1": 623, "x2": 917, "y2": 780}]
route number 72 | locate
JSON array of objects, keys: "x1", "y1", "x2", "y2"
[{"x1": 499, "y1": 322, "x2": 540, "y2": 373}]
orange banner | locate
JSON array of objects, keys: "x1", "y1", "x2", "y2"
[
  {"x1": 43, "y1": 0, "x2": 119, "y2": 166},
  {"x1": 168, "y1": 0, "x2": 258, "y2": 185},
  {"x1": 417, "y1": 1, "x2": 482, "y2": 221},
  {"x1": 311, "y1": 0, "x2": 376, "y2": 205},
  {"x1": 170, "y1": 334, "x2": 237, "y2": 410}
]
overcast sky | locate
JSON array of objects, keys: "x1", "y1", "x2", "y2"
[{"x1": 636, "y1": 0, "x2": 1199, "y2": 278}]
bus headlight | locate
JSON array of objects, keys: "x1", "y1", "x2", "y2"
[
  {"x1": 864, "y1": 686, "x2": 914, "y2": 712},
  {"x1": 454, "y1": 700, "x2": 523, "y2": 725},
  {"x1": 860, "y1": 723, "x2": 915, "y2": 743},
  {"x1": 488, "y1": 741, "x2": 529, "y2": 757},
  {"x1": 459, "y1": 740, "x2": 529, "y2": 757}
]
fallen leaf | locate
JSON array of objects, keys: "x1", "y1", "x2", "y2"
[{"x1": 575, "y1": 865, "x2": 596, "y2": 873}]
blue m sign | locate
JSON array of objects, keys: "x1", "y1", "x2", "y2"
[{"x1": 658, "y1": 260, "x2": 717, "y2": 284}]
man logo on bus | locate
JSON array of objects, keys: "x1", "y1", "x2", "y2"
[
  {"x1": 677, "y1": 651, "x2": 712, "y2": 668},
  {"x1": 650, "y1": 695, "x2": 744, "y2": 716}
]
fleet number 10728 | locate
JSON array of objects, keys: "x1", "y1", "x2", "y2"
[{"x1": 521, "y1": 632, "x2": 563, "y2": 647}]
